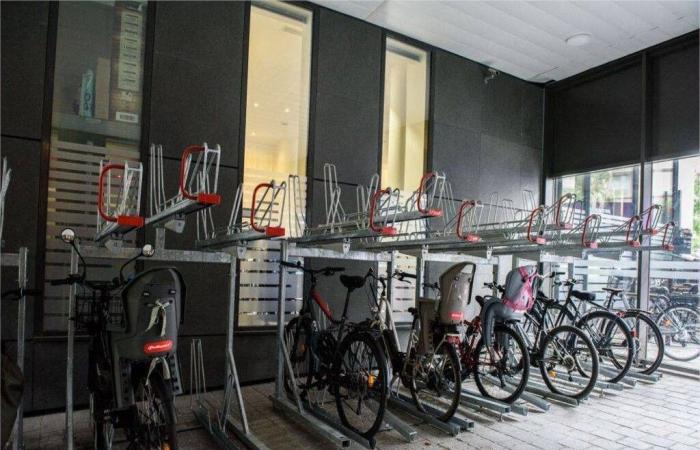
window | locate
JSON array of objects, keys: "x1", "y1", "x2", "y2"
[
  {"x1": 238, "y1": 1, "x2": 312, "y2": 327},
  {"x1": 381, "y1": 38, "x2": 429, "y2": 192},
  {"x1": 44, "y1": 1, "x2": 147, "y2": 332}
]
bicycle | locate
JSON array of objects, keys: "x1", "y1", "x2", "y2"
[
  {"x1": 281, "y1": 261, "x2": 388, "y2": 441},
  {"x1": 516, "y1": 274, "x2": 600, "y2": 400},
  {"x1": 543, "y1": 277, "x2": 634, "y2": 384},
  {"x1": 364, "y1": 268, "x2": 462, "y2": 422},
  {"x1": 51, "y1": 229, "x2": 184, "y2": 450},
  {"x1": 649, "y1": 287, "x2": 700, "y2": 362}
]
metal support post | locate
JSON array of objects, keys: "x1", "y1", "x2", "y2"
[{"x1": 65, "y1": 247, "x2": 78, "y2": 450}]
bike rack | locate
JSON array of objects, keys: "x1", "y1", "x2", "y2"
[
  {"x1": 147, "y1": 143, "x2": 222, "y2": 232},
  {"x1": 62, "y1": 244, "x2": 266, "y2": 450},
  {"x1": 95, "y1": 160, "x2": 144, "y2": 243},
  {"x1": 1, "y1": 247, "x2": 29, "y2": 450},
  {"x1": 196, "y1": 180, "x2": 287, "y2": 249},
  {"x1": 273, "y1": 241, "x2": 422, "y2": 449}
]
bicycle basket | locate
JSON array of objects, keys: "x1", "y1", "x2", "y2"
[{"x1": 75, "y1": 288, "x2": 126, "y2": 333}]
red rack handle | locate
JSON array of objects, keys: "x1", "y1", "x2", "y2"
[
  {"x1": 555, "y1": 193, "x2": 574, "y2": 228},
  {"x1": 250, "y1": 182, "x2": 272, "y2": 233},
  {"x1": 98, "y1": 163, "x2": 125, "y2": 223},
  {"x1": 179, "y1": 144, "x2": 206, "y2": 200},
  {"x1": 526, "y1": 207, "x2": 546, "y2": 244},
  {"x1": 581, "y1": 214, "x2": 600, "y2": 249},
  {"x1": 416, "y1": 172, "x2": 442, "y2": 217},
  {"x1": 369, "y1": 188, "x2": 396, "y2": 235},
  {"x1": 625, "y1": 215, "x2": 642, "y2": 248},
  {"x1": 644, "y1": 204, "x2": 662, "y2": 234},
  {"x1": 456, "y1": 200, "x2": 480, "y2": 242},
  {"x1": 661, "y1": 222, "x2": 675, "y2": 251}
]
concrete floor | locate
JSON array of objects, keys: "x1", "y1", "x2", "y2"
[{"x1": 20, "y1": 373, "x2": 700, "y2": 450}]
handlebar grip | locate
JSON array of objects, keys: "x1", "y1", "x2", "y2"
[
  {"x1": 395, "y1": 271, "x2": 417, "y2": 279},
  {"x1": 279, "y1": 261, "x2": 302, "y2": 268}
]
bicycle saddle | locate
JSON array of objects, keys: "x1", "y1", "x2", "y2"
[
  {"x1": 602, "y1": 287, "x2": 623, "y2": 295},
  {"x1": 570, "y1": 290, "x2": 596, "y2": 302},
  {"x1": 340, "y1": 275, "x2": 365, "y2": 291}
]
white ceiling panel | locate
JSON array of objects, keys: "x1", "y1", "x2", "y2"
[{"x1": 311, "y1": 0, "x2": 699, "y2": 82}]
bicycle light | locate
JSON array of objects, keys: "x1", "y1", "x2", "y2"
[{"x1": 143, "y1": 339, "x2": 173, "y2": 355}]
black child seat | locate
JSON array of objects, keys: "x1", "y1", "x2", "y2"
[
  {"x1": 340, "y1": 275, "x2": 366, "y2": 291},
  {"x1": 570, "y1": 290, "x2": 596, "y2": 302}
]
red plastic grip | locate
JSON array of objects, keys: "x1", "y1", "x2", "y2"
[
  {"x1": 625, "y1": 215, "x2": 642, "y2": 247},
  {"x1": 644, "y1": 204, "x2": 661, "y2": 234},
  {"x1": 250, "y1": 182, "x2": 273, "y2": 233},
  {"x1": 526, "y1": 207, "x2": 546, "y2": 244},
  {"x1": 369, "y1": 188, "x2": 396, "y2": 235},
  {"x1": 179, "y1": 145, "x2": 206, "y2": 201},
  {"x1": 98, "y1": 163, "x2": 125, "y2": 223},
  {"x1": 416, "y1": 172, "x2": 442, "y2": 217},
  {"x1": 456, "y1": 200, "x2": 480, "y2": 242},
  {"x1": 555, "y1": 193, "x2": 574, "y2": 228},
  {"x1": 661, "y1": 222, "x2": 675, "y2": 251}
]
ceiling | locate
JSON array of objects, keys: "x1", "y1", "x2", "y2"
[{"x1": 311, "y1": 1, "x2": 699, "y2": 83}]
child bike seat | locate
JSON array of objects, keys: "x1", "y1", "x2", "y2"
[{"x1": 340, "y1": 275, "x2": 365, "y2": 291}]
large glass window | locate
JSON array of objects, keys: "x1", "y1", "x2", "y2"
[
  {"x1": 381, "y1": 38, "x2": 429, "y2": 192},
  {"x1": 44, "y1": 1, "x2": 147, "y2": 332},
  {"x1": 238, "y1": 2, "x2": 312, "y2": 327}
]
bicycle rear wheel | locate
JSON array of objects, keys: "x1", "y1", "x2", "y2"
[
  {"x1": 540, "y1": 325, "x2": 598, "y2": 400},
  {"x1": 622, "y1": 311, "x2": 664, "y2": 375},
  {"x1": 656, "y1": 306, "x2": 700, "y2": 361},
  {"x1": 409, "y1": 340, "x2": 462, "y2": 421},
  {"x1": 283, "y1": 317, "x2": 315, "y2": 398},
  {"x1": 131, "y1": 368, "x2": 178, "y2": 450},
  {"x1": 473, "y1": 324, "x2": 529, "y2": 403},
  {"x1": 333, "y1": 332, "x2": 388, "y2": 439},
  {"x1": 576, "y1": 310, "x2": 633, "y2": 383}
]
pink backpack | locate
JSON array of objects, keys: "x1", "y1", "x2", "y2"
[{"x1": 501, "y1": 266, "x2": 538, "y2": 312}]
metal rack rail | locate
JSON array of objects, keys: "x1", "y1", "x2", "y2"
[{"x1": 1, "y1": 248, "x2": 29, "y2": 450}]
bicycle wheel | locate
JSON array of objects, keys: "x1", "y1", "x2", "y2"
[
  {"x1": 576, "y1": 310, "x2": 633, "y2": 383},
  {"x1": 283, "y1": 317, "x2": 315, "y2": 397},
  {"x1": 409, "y1": 340, "x2": 462, "y2": 421},
  {"x1": 656, "y1": 306, "x2": 700, "y2": 361},
  {"x1": 473, "y1": 324, "x2": 529, "y2": 403},
  {"x1": 622, "y1": 311, "x2": 664, "y2": 375},
  {"x1": 131, "y1": 368, "x2": 178, "y2": 450},
  {"x1": 333, "y1": 332, "x2": 388, "y2": 439},
  {"x1": 539, "y1": 325, "x2": 598, "y2": 400}
]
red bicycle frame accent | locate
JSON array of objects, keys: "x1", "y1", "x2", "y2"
[
  {"x1": 456, "y1": 200, "x2": 481, "y2": 242},
  {"x1": 178, "y1": 145, "x2": 221, "y2": 205},
  {"x1": 97, "y1": 164, "x2": 144, "y2": 228},
  {"x1": 416, "y1": 172, "x2": 443, "y2": 217},
  {"x1": 369, "y1": 188, "x2": 397, "y2": 235},
  {"x1": 249, "y1": 182, "x2": 285, "y2": 237},
  {"x1": 311, "y1": 290, "x2": 334, "y2": 322},
  {"x1": 526, "y1": 206, "x2": 546, "y2": 245}
]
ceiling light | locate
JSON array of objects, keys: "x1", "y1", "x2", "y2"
[
  {"x1": 566, "y1": 33, "x2": 592, "y2": 47},
  {"x1": 284, "y1": 107, "x2": 290, "y2": 113},
  {"x1": 251, "y1": 131, "x2": 256, "y2": 137},
  {"x1": 253, "y1": 102, "x2": 259, "y2": 108}
]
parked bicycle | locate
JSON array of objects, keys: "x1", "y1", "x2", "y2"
[
  {"x1": 649, "y1": 286, "x2": 700, "y2": 362},
  {"x1": 51, "y1": 229, "x2": 184, "y2": 450},
  {"x1": 364, "y1": 267, "x2": 461, "y2": 422},
  {"x1": 281, "y1": 261, "x2": 388, "y2": 442},
  {"x1": 543, "y1": 277, "x2": 634, "y2": 383}
]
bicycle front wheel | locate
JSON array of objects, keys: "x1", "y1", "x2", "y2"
[
  {"x1": 473, "y1": 324, "x2": 530, "y2": 404},
  {"x1": 333, "y1": 332, "x2": 388, "y2": 439},
  {"x1": 622, "y1": 311, "x2": 664, "y2": 375},
  {"x1": 131, "y1": 368, "x2": 178, "y2": 449},
  {"x1": 656, "y1": 306, "x2": 700, "y2": 361},
  {"x1": 409, "y1": 340, "x2": 462, "y2": 421},
  {"x1": 577, "y1": 310, "x2": 633, "y2": 383},
  {"x1": 283, "y1": 317, "x2": 315, "y2": 398},
  {"x1": 540, "y1": 325, "x2": 598, "y2": 400}
]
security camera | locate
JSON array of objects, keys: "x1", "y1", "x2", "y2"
[{"x1": 484, "y1": 67, "x2": 500, "y2": 85}]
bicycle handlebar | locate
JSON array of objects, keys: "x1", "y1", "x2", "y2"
[{"x1": 279, "y1": 260, "x2": 345, "y2": 276}]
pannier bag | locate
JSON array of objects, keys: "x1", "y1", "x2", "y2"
[
  {"x1": 501, "y1": 265, "x2": 538, "y2": 312},
  {"x1": 112, "y1": 267, "x2": 185, "y2": 361},
  {"x1": 438, "y1": 262, "x2": 476, "y2": 325}
]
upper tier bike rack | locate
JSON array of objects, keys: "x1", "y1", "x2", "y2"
[
  {"x1": 147, "y1": 143, "x2": 222, "y2": 232},
  {"x1": 196, "y1": 180, "x2": 287, "y2": 249},
  {"x1": 95, "y1": 160, "x2": 144, "y2": 243}
]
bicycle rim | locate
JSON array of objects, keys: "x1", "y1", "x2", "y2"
[
  {"x1": 409, "y1": 341, "x2": 462, "y2": 421},
  {"x1": 540, "y1": 325, "x2": 598, "y2": 400},
  {"x1": 656, "y1": 306, "x2": 700, "y2": 361},
  {"x1": 578, "y1": 311, "x2": 633, "y2": 383},
  {"x1": 473, "y1": 325, "x2": 529, "y2": 403}
]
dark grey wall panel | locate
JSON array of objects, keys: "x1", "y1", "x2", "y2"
[
  {"x1": 1, "y1": 1, "x2": 49, "y2": 140},
  {"x1": 430, "y1": 122, "x2": 480, "y2": 200},
  {"x1": 311, "y1": 9, "x2": 382, "y2": 183},
  {"x1": 431, "y1": 50, "x2": 483, "y2": 133},
  {"x1": 31, "y1": 340, "x2": 89, "y2": 410},
  {"x1": 651, "y1": 41, "x2": 700, "y2": 160},
  {"x1": 148, "y1": 1, "x2": 245, "y2": 167},
  {"x1": 549, "y1": 63, "x2": 643, "y2": 176}
]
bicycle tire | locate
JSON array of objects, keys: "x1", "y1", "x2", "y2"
[
  {"x1": 283, "y1": 317, "x2": 315, "y2": 398},
  {"x1": 539, "y1": 324, "x2": 598, "y2": 400},
  {"x1": 576, "y1": 310, "x2": 633, "y2": 383},
  {"x1": 622, "y1": 311, "x2": 664, "y2": 375},
  {"x1": 656, "y1": 306, "x2": 700, "y2": 361},
  {"x1": 409, "y1": 341, "x2": 462, "y2": 421},
  {"x1": 333, "y1": 331, "x2": 388, "y2": 439},
  {"x1": 473, "y1": 324, "x2": 530, "y2": 404},
  {"x1": 132, "y1": 369, "x2": 178, "y2": 449}
]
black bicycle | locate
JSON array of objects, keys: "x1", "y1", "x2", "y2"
[
  {"x1": 544, "y1": 277, "x2": 634, "y2": 384},
  {"x1": 282, "y1": 261, "x2": 388, "y2": 442},
  {"x1": 51, "y1": 229, "x2": 184, "y2": 450}
]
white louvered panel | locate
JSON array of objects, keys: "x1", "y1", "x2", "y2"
[{"x1": 43, "y1": 138, "x2": 140, "y2": 331}]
